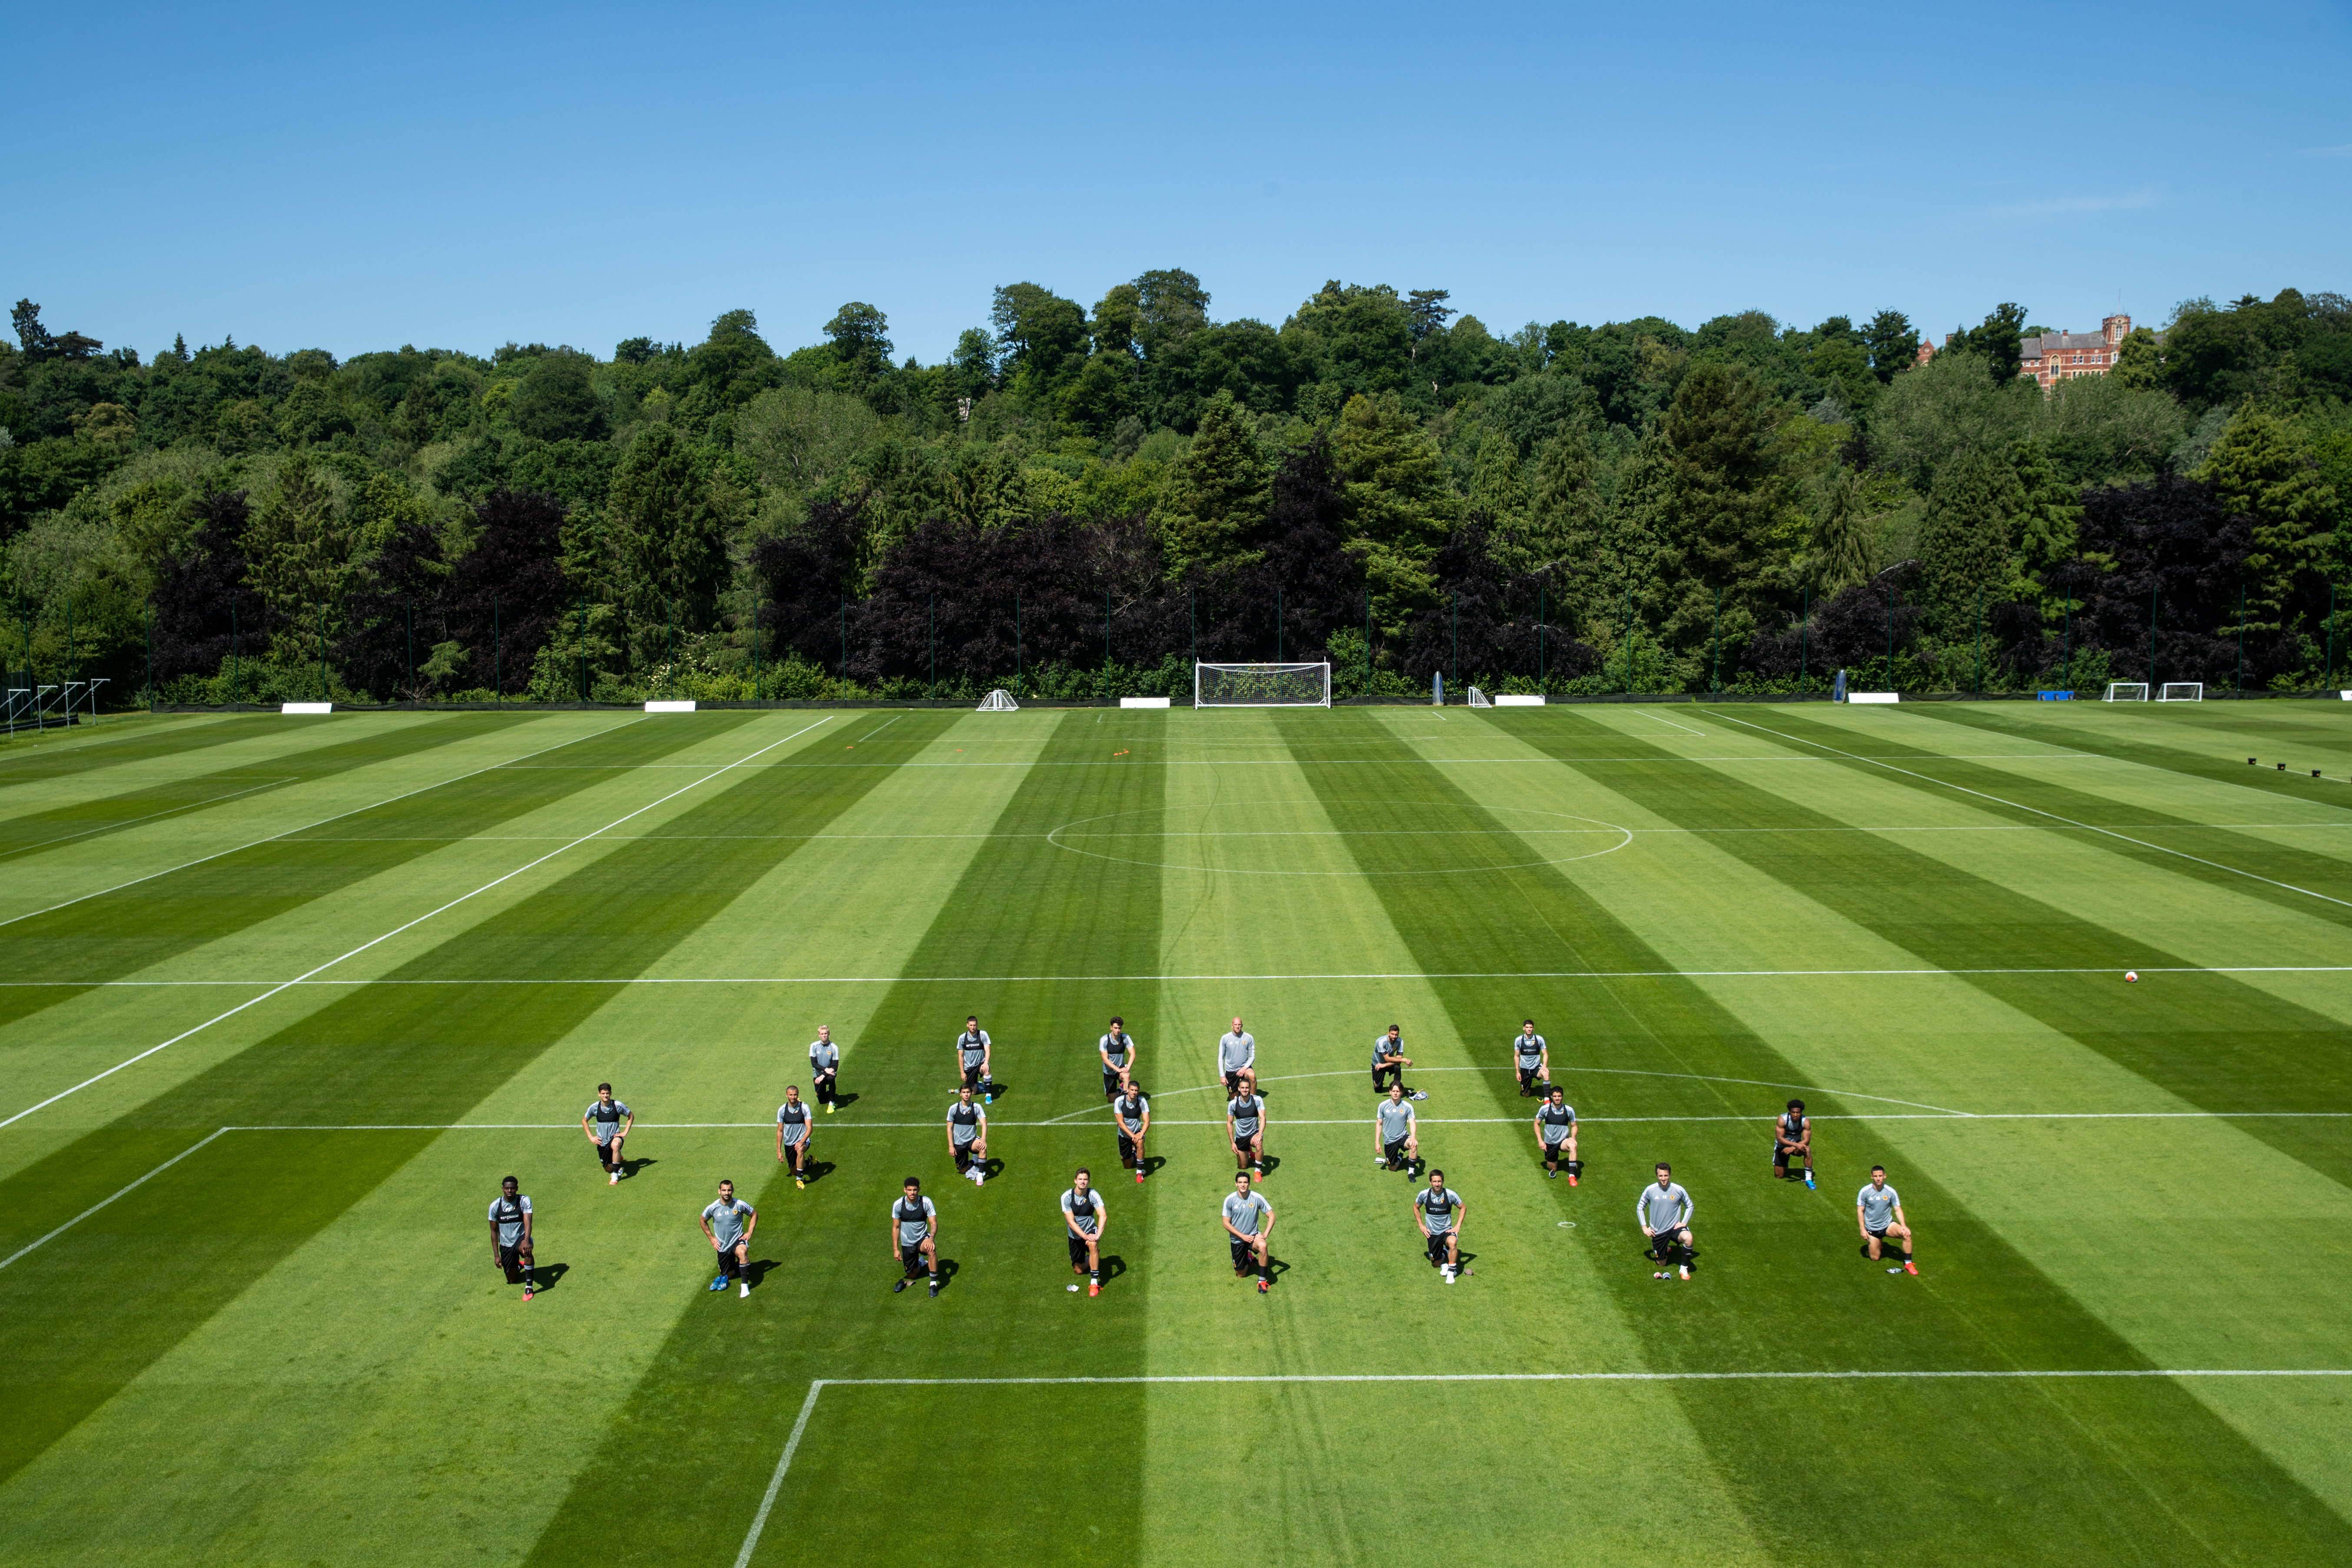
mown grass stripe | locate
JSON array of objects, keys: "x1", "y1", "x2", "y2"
[
  {"x1": 1279, "y1": 708, "x2": 2352, "y2": 1565},
  {"x1": 0, "y1": 713, "x2": 285, "y2": 787},
  {"x1": 1555, "y1": 707, "x2": 2352, "y2": 1185},
  {"x1": 0, "y1": 713, "x2": 943, "y2": 1487},
  {"x1": 523, "y1": 712, "x2": 1168, "y2": 1568},
  {"x1": 0, "y1": 714, "x2": 654, "y2": 1034}
]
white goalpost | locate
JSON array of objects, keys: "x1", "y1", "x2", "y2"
[
  {"x1": 2103, "y1": 683, "x2": 2150, "y2": 702},
  {"x1": 1193, "y1": 662, "x2": 1331, "y2": 708},
  {"x1": 1466, "y1": 686, "x2": 1492, "y2": 708},
  {"x1": 2158, "y1": 683, "x2": 2203, "y2": 703},
  {"x1": 977, "y1": 689, "x2": 1018, "y2": 711}
]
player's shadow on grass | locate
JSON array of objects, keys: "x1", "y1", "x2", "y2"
[
  {"x1": 617, "y1": 1157, "x2": 656, "y2": 1180},
  {"x1": 798, "y1": 1160, "x2": 836, "y2": 1184},
  {"x1": 1098, "y1": 1254, "x2": 1130, "y2": 1282},
  {"x1": 1263, "y1": 1255, "x2": 1292, "y2": 1285},
  {"x1": 982, "y1": 1081, "x2": 1012, "y2": 1103},
  {"x1": 528, "y1": 1262, "x2": 572, "y2": 1294},
  {"x1": 969, "y1": 1158, "x2": 1003, "y2": 1182},
  {"x1": 1257, "y1": 1154, "x2": 1282, "y2": 1178},
  {"x1": 1133, "y1": 1156, "x2": 1167, "y2": 1179},
  {"x1": 934, "y1": 1258, "x2": 960, "y2": 1293},
  {"x1": 828, "y1": 1092, "x2": 861, "y2": 1111},
  {"x1": 745, "y1": 1259, "x2": 782, "y2": 1289}
]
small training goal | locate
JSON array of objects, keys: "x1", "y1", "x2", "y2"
[
  {"x1": 2103, "y1": 683, "x2": 2150, "y2": 702},
  {"x1": 977, "y1": 689, "x2": 1018, "y2": 711},
  {"x1": 1465, "y1": 686, "x2": 1492, "y2": 708},
  {"x1": 2158, "y1": 683, "x2": 2203, "y2": 703},
  {"x1": 1194, "y1": 662, "x2": 1331, "y2": 708}
]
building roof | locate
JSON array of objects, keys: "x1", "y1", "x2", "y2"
[{"x1": 2022, "y1": 331, "x2": 2114, "y2": 355}]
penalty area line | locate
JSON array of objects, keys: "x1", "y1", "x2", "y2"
[{"x1": 0, "y1": 1127, "x2": 229, "y2": 1272}]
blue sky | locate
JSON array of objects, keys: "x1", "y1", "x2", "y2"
[{"x1": 5, "y1": 0, "x2": 2347, "y2": 365}]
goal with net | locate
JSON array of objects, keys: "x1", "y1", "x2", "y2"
[
  {"x1": 1194, "y1": 663, "x2": 1331, "y2": 708},
  {"x1": 2104, "y1": 683, "x2": 2150, "y2": 702},
  {"x1": 2158, "y1": 683, "x2": 2203, "y2": 702},
  {"x1": 1465, "y1": 686, "x2": 1491, "y2": 708},
  {"x1": 977, "y1": 689, "x2": 1018, "y2": 711}
]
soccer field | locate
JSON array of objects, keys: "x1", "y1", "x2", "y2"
[{"x1": 3, "y1": 699, "x2": 2350, "y2": 1566}]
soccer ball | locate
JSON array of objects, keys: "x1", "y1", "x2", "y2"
[{"x1": 2124, "y1": 971, "x2": 2138, "y2": 983}]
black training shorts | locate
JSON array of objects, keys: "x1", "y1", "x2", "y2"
[
  {"x1": 1067, "y1": 1231, "x2": 1094, "y2": 1266},
  {"x1": 900, "y1": 1242, "x2": 925, "y2": 1271},
  {"x1": 1384, "y1": 1138, "x2": 1409, "y2": 1166},
  {"x1": 1229, "y1": 1236, "x2": 1256, "y2": 1270}
]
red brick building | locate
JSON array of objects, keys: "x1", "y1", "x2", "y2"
[{"x1": 2017, "y1": 315, "x2": 2133, "y2": 388}]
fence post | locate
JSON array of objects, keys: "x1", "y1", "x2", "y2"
[
  {"x1": 494, "y1": 592, "x2": 502, "y2": 704},
  {"x1": 839, "y1": 596, "x2": 846, "y2": 703},
  {"x1": 1189, "y1": 587, "x2": 1196, "y2": 669},
  {"x1": 751, "y1": 599, "x2": 761, "y2": 703},
  {"x1": 2328, "y1": 583, "x2": 2338, "y2": 691},
  {"x1": 1104, "y1": 590, "x2": 1112, "y2": 697},
  {"x1": 145, "y1": 601, "x2": 153, "y2": 712},
  {"x1": 316, "y1": 608, "x2": 325, "y2": 701},
  {"x1": 1363, "y1": 591, "x2": 1371, "y2": 696},
  {"x1": 929, "y1": 593, "x2": 936, "y2": 701},
  {"x1": 1799, "y1": 587, "x2": 1808, "y2": 693},
  {"x1": 1883, "y1": 586, "x2": 1894, "y2": 690},
  {"x1": 1451, "y1": 592, "x2": 1458, "y2": 693},
  {"x1": 666, "y1": 600, "x2": 674, "y2": 694},
  {"x1": 232, "y1": 603, "x2": 240, "y2": 706},
  {"x1": 2148, "y1": 582, "x2": 2157, "y2": 689},
  {"x1": 577, "y1": 597, "x2": 587, "y2": 703},
  {"x1": 1710, "y1": 586, "x2": 1721, "y2": 694},
  {"x1": 405, "y1": 598, "x2": 414, "y2": 705},
  {"x1": 1974, "y1": 589, "x2": 1982, "y2": 695},
  {"x1": 1622, "y1": 586, "x2": 1633, "y2": 695},
  {"x1": 1537, "y1": 587, "x2": 1546, "y2": 691},
  {"x1": 1276, "y1": 588, "x2": 1283, "y2": 663},
  {"x1": 2235, "y1": 581, "x2": 2244, "y2": 694},
  {"x1": 2062, "y1": 595, "x2": 2070, "y2": 690},
  {"x1": 1015, "y1": 592, "x2": 1022, "y2": 697}
]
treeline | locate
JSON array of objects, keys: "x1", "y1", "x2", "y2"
[{"x1": 1, "y1": 277, "x2": 2348, "y2": 706}]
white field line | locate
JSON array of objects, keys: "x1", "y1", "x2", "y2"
[
  {"x1": 1084, "y1": 1064, "x2": 1973, "y2": 1118},
  {"x1": 855, "y1": 716, "x2": 902, "y2": 742},
  {"x1": 0, "y1": 711, "x2": 234, "y2": 768},
  {"x1": 488, "y1": 752, "x2": 2104, "y2": 771},
  {"x1": 0, "y1": 715, "x2": 652, "y2": 931},
  {"x1": 1635, "y1": 711, "x2": 1706, "y2": 737},
  {"x1": 1711, "y1": 710, "x2": 2352, "y2": 912},
  {"x1": 733, "y1": 1368, "x2": 2352, "y2": 1563},
  {"x1": 0, "y1": 717, "x2": 832, "y2": 1131},
  {"x1": 15, "y1": 963, "x2": 2349, "y2": 991},
  {"x1": 0, "y1": 776, "x2": 294, "y2": 862},
  {"x1": 0, "y1": 1127, "x2": 228, "y2": 1272},
  {"x1": 215, "y1": 1111, "x2": 2352, "y2": 1131}
]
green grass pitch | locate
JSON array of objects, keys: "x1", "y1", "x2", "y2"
[{"x1": 2, "y1": 698, "x2": 2349, "y2": 1565}]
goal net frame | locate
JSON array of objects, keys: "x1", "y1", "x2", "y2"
[
  {"x1": 2158, "y1": 683, "x2": 2203, "y2": 703},
  {"x1": 977, "y1": 689, "x2": 1018, "y2": 711},
  {"x1": 2103, "y1": 683, "x2": 2150, "y2": 702},
  {"x1": 1193, "y1": 662, "x2": 1332, "y2": 708},
  {"x1": 1465, "y1": 686, "x2": 1492, "y2": 708}
]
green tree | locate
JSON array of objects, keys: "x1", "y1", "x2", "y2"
[
  {"x1": 512, "y1": 351, "x2": 608, "y2": 442},
  {"x1": 1917, "y1": 445, "x2": 2023, "y2": 633},
  {"x1": 824, "y1": 303, "x2": 893, "y2": 388},
  {"x1": 1465, "y1": 428, "x2": 1528, "y2": 526},
  {"x1": 1160, "y1": 392, "x2": 1270, "y2": 575},
  {"x1": 242, "y1": 454, "x2": 358, "y2": 664},
  {"x1": 1651, "y1": 363, "x2": 1802, "y2": 670},
  {"x1": 2111, "y1": 326, "x2": 2164, "y2": 390},
  {"x1": 1809, "y1": 465, "x2": 1875, "y2": 594},
  {"x1": 2009, "y1": 438, "x2": 2081, "y2": 583},
  {"x1": 990, "y1": 283, "x2": 1089, "y2": 400},
  {"x1": 1944, "y1": 303, "x2": 2030, "y2": 384},
  {"x1": 1333, "y1": 391, "x2": 1455, "y2": 633},
  {"x1": 2203, "y1": 408, "x2": 2336, "y2": 636},
  {"x1": 1861, "y1": 309, "x2": 1921, "y2": 383},
  {"x1": 1521, "y1": 421, "x2": 1606, "y2": 623},
  {"x1": 605, "y1": 424, "x2": 731, "y2": 670}
]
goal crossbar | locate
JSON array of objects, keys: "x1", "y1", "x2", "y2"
[
  {"x1": 2104, "y1": 683, "x2": 2150, "y2": 702},
  {"x1": 1194, "y1": 662, "x2": 1331, "y2": 708},
  {"x1": 2158, "y1": 683, "x2": 2203, "y2": 703}
]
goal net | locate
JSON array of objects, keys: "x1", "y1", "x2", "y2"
[
  {"x1": 2158, "y1": 683, "x2": 2203, "y2": 702},
  {"x1": 1466, "y1": 686, "x2": 1492, "y2": 708},
  {"x1": 977, "y1": 689, "x2": 1018, "y2": 711},
  {"x1": 1194, "y1": 662, "x2": 1331, "y2": 708},
  {"x1": 2103, "y1": 683, "x2": 2150, "y2": 702}
]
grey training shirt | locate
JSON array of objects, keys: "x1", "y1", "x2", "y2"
[
  {"x1": 1222, "y1": 1189, "x2": 1272, "y2": 1236},
  {"x1": 776, "y1": 1101, "x2": 811, "y2": 1144},
  {"x1": 1218, "y1": 1031, "x2": 1256, "y2": 1073},
  {"x1": 1857, "y1": 1184, "x2": 1901, "y2": 1230},
  {"x1": 947, "y1": 1100, "x2": 984, "y2": 1145},
  {"x1": 585, "y1": 1100, "x2": 629, "y2": 1144},
  {"x1": 1115, "y1": 1094, "x2": 1149, "y2": 1133},
  {"x1": 1061, "y1": 1187, "x2": 1104, "y2": 1236},
  {"x1": 1228, "y1": 1094, "x2": 1265, "y2": 1138},
  {"x1": 703, "y1": 1197, "x2": 754, "y2": 1249},
  {"x1": 1376, "y1": 1100, "x2": 1415, "y2": 1143},
  {"x1": 1537, "y1": 1102, "x2": 1577, "y2": 1144},
  {"x1": 1372, "y1": 1035, "x2": 1403, "y2": 1069},
  {"x1": 809, "y1": 1041, "x2": 840, "y2": 1074},
  {"x1": 489, "y1": 1194, "x2": 531, "y2": 1246},
  {"x1": 958, "y1": 1029, "x2": 990, "y2": 1067},
  {"x1": 1515, "y1": 1032, "x2": 1547, "y2": 1067},
  {"x1": 893, "y1": 1194, "x2": 936, "y2": 1247},
  {"x1": 1637, "y1": 1181, "x2": 1693, "y2": 1231},
  {"x1": 1100, "y1": 1031, "x2": 1133, "y2": 1067},
  {"x1": 1415, "y1": 1185, "x2": 1461, "y2": 1234}
]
